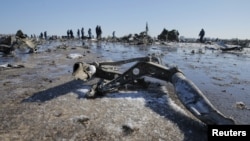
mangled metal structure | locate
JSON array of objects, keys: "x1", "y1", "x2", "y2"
[
  {"x1": 0, "y1": 30, "x2": 37, "y2": 54},
  {"x1": 72, "y1": 55, "x2": 235, "y2": 125},
  {"x1": 0, "y1": 36, "x2": 16, "y2": 54},
  {"x1": 157, "y1": 28, "x2": 179, "y2": 42}
]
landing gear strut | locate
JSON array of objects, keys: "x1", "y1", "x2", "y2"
[{"x1": 72, "y1": 55, "x2": 235, "y2": 125}]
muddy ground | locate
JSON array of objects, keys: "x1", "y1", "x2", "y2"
[{"x1": 0, "y1": 40, "x2": 249, "y2": 141}]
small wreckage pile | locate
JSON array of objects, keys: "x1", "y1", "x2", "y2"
[
  {"x1": 72, "y1": 55, "x2": 235, "y2": 125},
  {"x1": 157, "y1": 28, "x2": 179, "y2": 42},
  {"x1": 0, "y1": 30, "x2": 37, "y2": 55},
  {"x1": 0, "y1": 30, "x2": 37, "y2": 70},
  {"x1": 118, "y1": 28, "x2": 180, "y2": 45}
]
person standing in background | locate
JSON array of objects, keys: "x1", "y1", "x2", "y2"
[{"x1": 199, "y1": 28, "x2": 205, "y2": 43}]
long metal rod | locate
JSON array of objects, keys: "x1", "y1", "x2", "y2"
[{"x1": 99, "y1": 56, "x2": 150, "y2": 66}]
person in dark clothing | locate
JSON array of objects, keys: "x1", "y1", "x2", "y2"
[
  {"x1": 81, "y1": 27, "x2": 84, "y2": 39},
  {"x1": 44, "y1": 31, "x2": 47, "y2": 40},
  {"x1": 88, "y1": 28, "x2": 92, "y2": 39},
  {"x1": 95, "y1": 25, "x2": 102, "y2": 40},
  {"x1": 98, "y1": 26, "x2": 102, "y2": 39},
  {"x1": 199, "y1": 28, "x2": 205, "y2": 43},
  {"x1": 96, "y1": 25, "x2": 99, "y2": 39},
  {"x1": 40, "y1": 32, "x2": 43, "y2": 39},
  {"x1": 67, "y1": 30, "x2": 70, "y2": 39},
  {"x1": 70, "y1": 29, "x2": 74, "y2": 38},
  {"x1": 77, "y1": 29, "x2": 80, "y2": 39},
  {"x1": 112, "y1": 31, "x2": 116, "y2": 38}
]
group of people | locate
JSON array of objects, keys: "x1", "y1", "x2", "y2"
[
  {"x1": 30, "y1": 26, "x2": 205, "y2": 43},
  {"x1": 67, "y1": 29, "x2": 74, "y2": 39},
  {"x1": 38, "y1": 31, "x2": 47, "y2": 39},
  {"x1": 66, "y1": 25, "x2": 102, "y2": 40},
  {"x1": 77, "y1": 28, "x2": 85, "y2": 39},
  {"x1": 70, "y1": 27, "x2": 205, "y2": 43}
]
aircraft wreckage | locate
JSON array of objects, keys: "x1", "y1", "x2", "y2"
[
  {"x1": 72, "y1": 55, "x2": 235, "y2": 125},
  {"x1": 0, "y1": 30, "x2": 37, "y2": 54}
]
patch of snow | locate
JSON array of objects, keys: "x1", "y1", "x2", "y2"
[
  {"x1": 162, "y1": 94, "x2": 188, "y2": 116},
  {"x1": 0, "y1": 64, "x2": 8, "y2": 68},
  {"x1": 119, "y1": 90, "x2": 138, "y2": 94},
  {"x1": 67, "y1": 53, "x2": 83, "y2": 59},
  {"x1": 77, "y1": 88, "x2": 89, "y2": 94}
]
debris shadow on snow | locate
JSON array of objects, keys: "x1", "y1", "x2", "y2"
[
  {"x1": 21, "y1": 80, "x2": 90, "y2": 102},
  {"x1": 22, "y1": 80, "x2": 207, "y2": 141}
]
